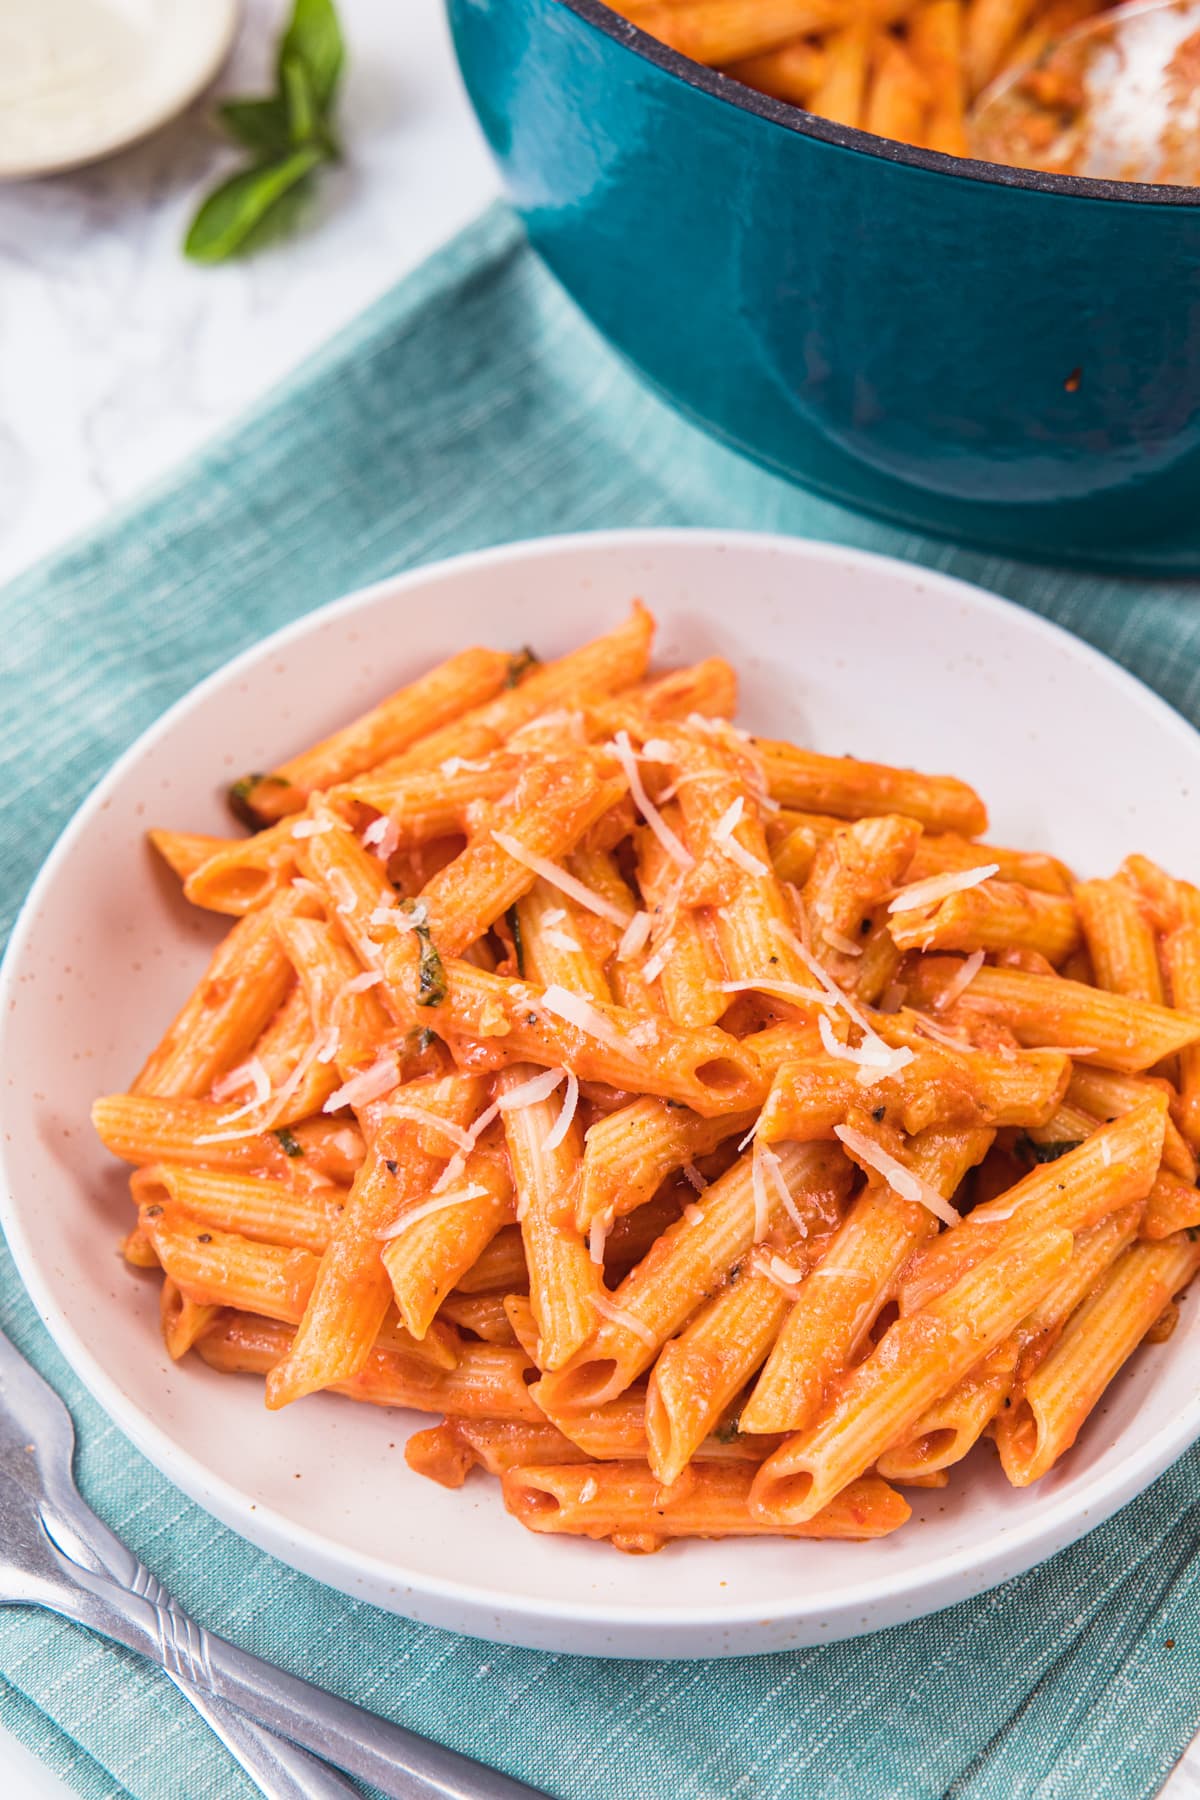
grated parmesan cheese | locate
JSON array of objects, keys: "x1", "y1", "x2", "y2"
[
  {"x1": 888, "y1": 863, "x2": 1000, "y2": 915},
  {"x1": 541, "y1": 985, "x2": 636, "y2": 1062},
  {"x1": 377, "y1": 1183, "x2": 489, "y2": 1240},
  {"x1": 611, "y1": 730, "x2": 694, "y2": 869},
  {"x1": 833, "y1": 1124, "x2": 961, "y2": 1226},
  {"x1": 491, "y1": 830, "x2": 633, "y2": 928},
  {"x1": 750, "y1": 1139, "x2": 771, "y2": 1242},
  {"x1": 591, "y1": 1292, "x2": 657, "y2": 1348},
  {"x1": 542, "y1": 1068, "x2": 580, "y2": 1154},
  {"x1": 542, "y1": 927, "x2": 582, "y2": 954},
  {"x1": 757, "y1": 1141, "x2": 811, "y2": 1238},
  {"x1": 361, "y1": 814, "x2": 401, "y2": 862},
  {"x1": 681, "y1": 1161, "x2": 708, "y2": 1195},
  {"x1": 322, "y1": 1055, "x2": 400, "y2": 1114},
  {"x1": 588, "y1": 1215, "x2": 610, "y2": 1265},
  {"x1": 933, "y1": 949, "x2": 986, "y2": 1012},
  {"x1": 211, "y1": 1057, "x2": 271, "y2": 1108},
  {"x1": 711, "y1": 797, "x2": 769, "y2": 879},
  {"x1": 291, "y1": 818, "x2": 334, "y2": 840},
  {"x1": 617, "y1": 910, "x2": 652, "y2": 962},
  {"x1": 326, "y1": 868, "x2": 358, "y2": 918}
]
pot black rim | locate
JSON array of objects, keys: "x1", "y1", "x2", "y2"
[{"x1": 557, "y1": 0, "x2": 1200, "y2": 207}]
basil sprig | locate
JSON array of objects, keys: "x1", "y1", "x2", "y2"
[{"x1": 185, "y1": 0, "x2": 345, "y2": 264}]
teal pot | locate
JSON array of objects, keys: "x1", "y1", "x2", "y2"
[{"x1": 447, "y1": 0, "x2": 1200, "y2": 570}]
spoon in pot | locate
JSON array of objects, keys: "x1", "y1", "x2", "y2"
[{"x1": 970, "y1": 0, "x2": 1200, "y2": 183}]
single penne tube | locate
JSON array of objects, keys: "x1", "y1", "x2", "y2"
[
  {"x1": 663, "y1": 727, "x2": 818, "y2": 993},
  {"x1": 93, "y1": 1093, "x2": 363, "y2": 1186},
  {"x1": 1066, "y1": 1065, "x2": 1196, "y2": 1182},
  {"x1": 1074, "y1": 877, "x2": 1163, "y2": 1004},
  {"x1": 342, "y1": 749, "x2": 523, "y2": 832},
  {"x1": 416, "y1": 751, "x2": 628, "y2": 959},
  {"x1": 384, "y1": 1136, "x2": 515, "y2": 1338},
  {"x1": 516, "y1": 877, "x2": 613, "y2": 1006},
  {"x1": 193, "y1": 1312, "x2": 542, "y2": 1420},
  {"x1": 246, "y1": 985, "x2": 342, "y2": 1121},
  {"x1": 864, "y1": 35, "x2": 929, "y2": 143},
  {"x1": 142, "y1": 1202, "x2": 455, "y2": 1369},
  {"x1": 435, "y1": 1418, "x2": 593, "y2": 1476},
  {"x1": 276, "y1": 914, "x2": 404, "y2": 1076},
  {"x1": 182, "y1": 819, "x2": 299, "y2": 916},
  {"x1": 905, "y1": 959, "x2": 1200, "y2": 1071},
  {"x1": 757, "y1": 1043, "x2": 1070, "y2": 1141},
  {"x1": 362, "y1": 603, "x2": 654, "y2": 784},
  {"x1": 576, "y1": 1097, "x2": 756, "y2": 1235},
  {"x1": 148, "y1": 830, "x2": 232, "y2": 884},
  {"x1": 452, "y1": 1223, "x2": 528, "y2": 1296},
  {"x1": 435, "y1": 1292, "x2": 519, "y2": 1345},
  {"x1": 750, "y1": 1225, "x2": 1072, "y2": 1523},
  {"x1": 534, "y1": 1140, "x2": 852, "y2": 1413},
  {"x1": 132, "y1": 887, "x2": 312, "y2": 1098},
  {"x1": 994, "y1": 1233, "x2": 1200, "y2": 1485},
  {"x1": 888, "y1": 878, "x2": 1081, "y2": 964},
  {"x1": 591, "y1": 658, "x2": 740, "y2": 738},
  {"x1": 264, "y1": 1073, "x2": 485, "y2": 1408},
  {"x1": 1162, "y1": 918, "x2": 1200, "y2": 1149},
  {"x1": 129, "y1": 1164, "x2": 348, "y2": 1255},
  {"x1": 755, "y1": 739, "x2": 987, "y2": 835},
  {"x1": 725, "y1": 38, "x2": 830, "y2": 105},
  {"x1": 802, "y1": 815, "x2": 921, "y2": 951},
  {"x1": 140, "y1": 1200, "x2": 320, "y2": 1323},
  {"x1": 636, "y1": 802, "x2": 729, "y2": 1029},
  {"x1": 629, "y1": 0, "x2": 861, "y2": 64},
  {"x1": 375, "y1": 958, "x2": 767, "y2": 1116},
  {"x1": 499, "y1": 1064, "x2": 601, "y2": 1370},
  {"x1": 964, "y1": 0, "x2": 1037, "y2": 94},
  {"x1": 739, "y1": 1128, "x2": 991, "y2": 1435},
  {"x1": 404, "y1": 1418, "x2": 586, "y2": 1485},
  {"x1": 905, "y1": 831, "x2": 1073, "y2": 895},
  {"x1": 1141, "y1": 1169, "x2": 1200, "y2": 1238},
  {"x1": 502, "y1": 1461, "x2": 911, "y2": 1545},
  {"x1": 644, "y1": 1210, "x2": 823, "y2": 1484},
  {"x1": 908, "y1": 0, "x2": 967, "y2": 154},
  {"x1": 896, "y1": 1095, "x2": 1167, "y2": 1314},
  {"x1": 159, "y1": 1278, "x2": 220, "y2": 1361},
  {"x1": 229, "y1": 647, "x2": 513, "y2": 826},
  {"x1": 806, "y1": 17, "x2": 874, "y2": 126},
  {"x1": 875, "y1": 1204, "x2": 1140, "y2": 1479}
]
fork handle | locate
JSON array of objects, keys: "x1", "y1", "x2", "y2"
[
  {"x1": 177, "y1": 1683, "x2": 364, "y2": 1800},
  {"x1": 59, "y1": 1554, "x2": 554, "y2": 1800}
]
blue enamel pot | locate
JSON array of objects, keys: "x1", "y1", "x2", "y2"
[{"x1": 447, "y1": 0, "x2": 1200, "y2": 570}]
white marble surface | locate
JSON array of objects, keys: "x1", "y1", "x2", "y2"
[
  {"x1": 0, "y1": 0, "x2": 498, "y2": 588},
  {"x1": 0, "y1": 0, "x2": 495, "y2": 1789}
]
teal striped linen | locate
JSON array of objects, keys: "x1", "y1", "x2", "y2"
[{"x1": 3, "y1": 204, "x2": 1200, "y2": 1800}]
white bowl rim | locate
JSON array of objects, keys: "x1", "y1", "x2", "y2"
[{"x1": 3, "y1": 524, "x2": 1199, "y2": 1643}]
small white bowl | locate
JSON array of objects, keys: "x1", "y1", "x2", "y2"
[
  {"x1": 0, "y1": 0, "x2": 239, "y2": 180},
  {"x1": 3, "y1": 529, "x2": 1199, "y2": 1658}
]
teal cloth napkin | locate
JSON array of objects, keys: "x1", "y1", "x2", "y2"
[{"x1": 5, "y1": 202, "x2": 1200, "y2": 1800}]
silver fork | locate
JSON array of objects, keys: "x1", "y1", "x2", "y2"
[
  {"x1": 0, "y1": 1328, "x2": 554, "y2": 1800},
  {"x1": 0, "y1": 1327, "x2": 360, "y2": 1799}
]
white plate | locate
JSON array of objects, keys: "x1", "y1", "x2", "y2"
[
  {"x1": 0, "y1": 0, "x2": 239, "y2": 181},
  {"x1": 3, "y1": 529, "x2": 1199, "y2": 1659}
]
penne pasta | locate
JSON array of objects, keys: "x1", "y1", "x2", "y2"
[{"x1": 100, "y1": 609, "x2": 1200, "y2": 1552}]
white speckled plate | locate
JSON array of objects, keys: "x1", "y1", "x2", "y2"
[
  {"x1": 3, "y1": 529, "x2": 1200, "y2": 1658},
  {"x1": 0, "y1": 0, "x2": 239, "y2": 180}
]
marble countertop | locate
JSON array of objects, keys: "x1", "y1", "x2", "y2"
[{"x1": 0, "y1": 0, "x2": 497, "y2": 589}]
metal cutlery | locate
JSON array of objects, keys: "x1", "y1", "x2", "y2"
[
  {"x1": 0, "y1": 1328, "x2": 358, "y2": 1799},
  {"x1": 0, "y1": 1327, "x2": 553, "y2": 1800}
]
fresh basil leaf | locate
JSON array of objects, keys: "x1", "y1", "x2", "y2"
[
  {"x1": 184, "y1": 147, "x2": 323, "y2": 263},
  {"x1": 279, "y1": 0, "x2": 345, "y2": 113},
  {"x1": 218, "y1": 95, "x2": 292, "y2": 157}
]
